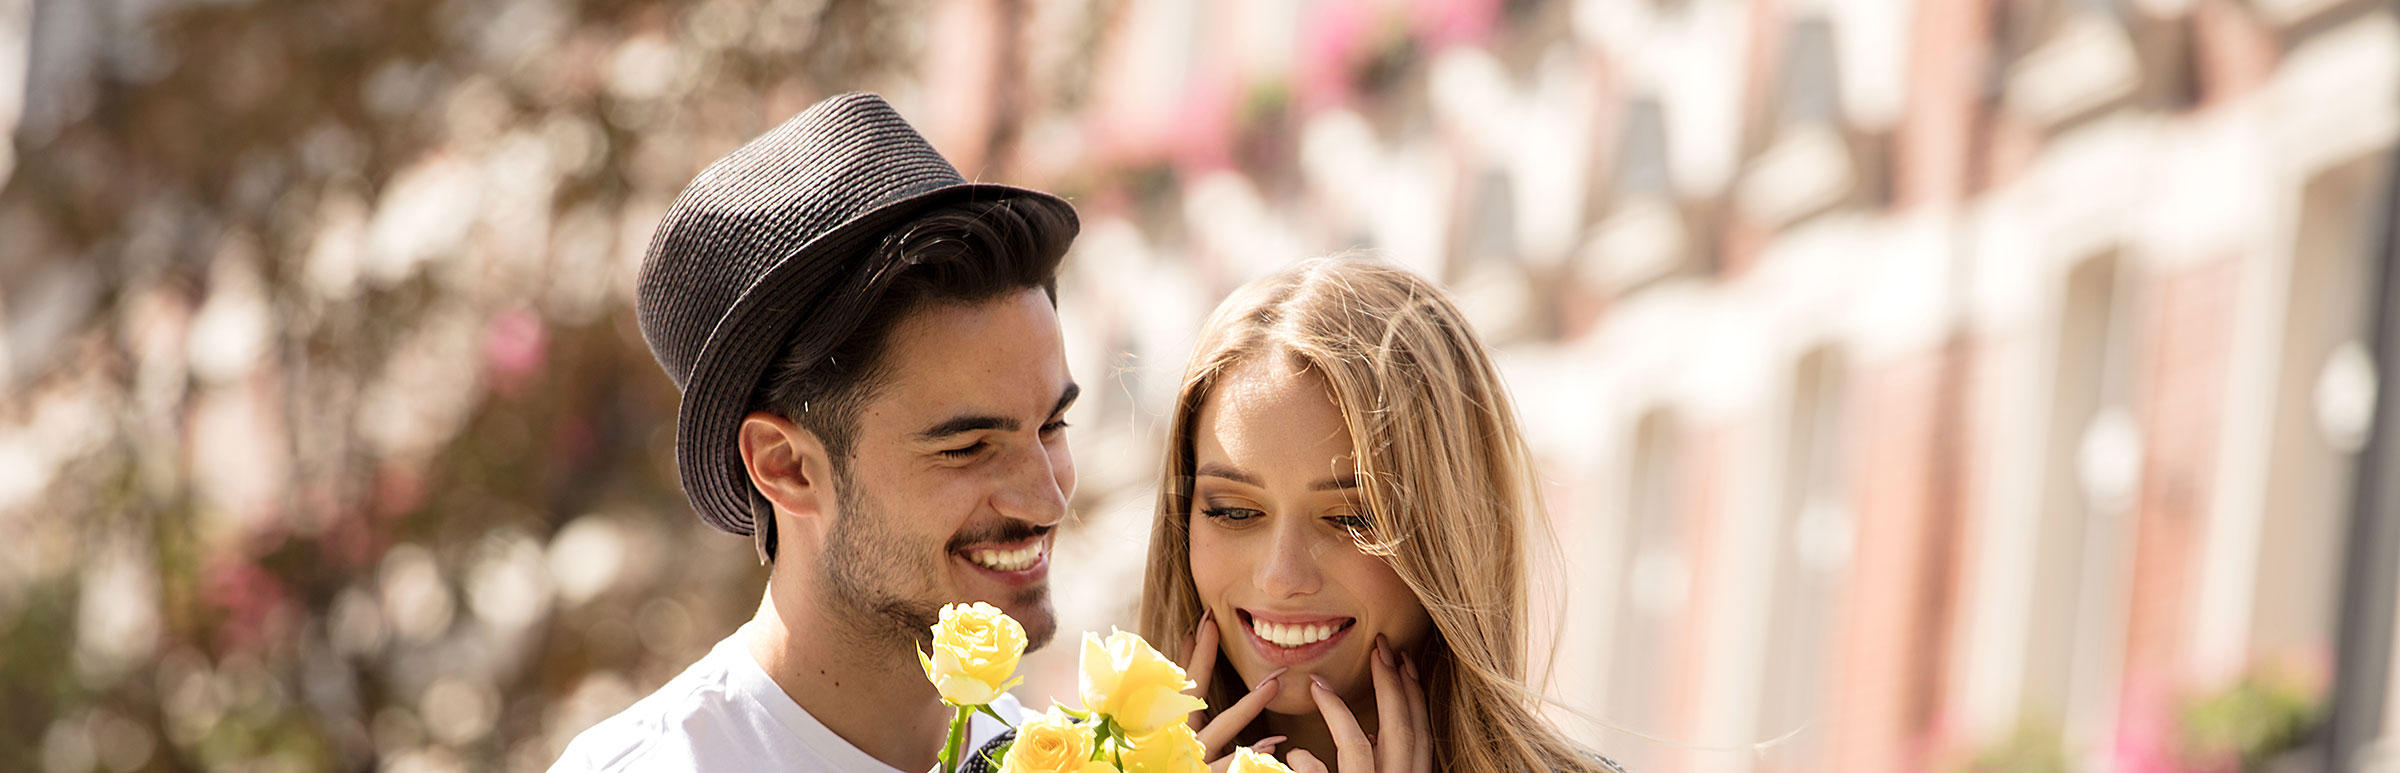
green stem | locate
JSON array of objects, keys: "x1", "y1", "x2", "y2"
[{"x1": 940, "y1": 704, "x2": 972, "y2": 773}]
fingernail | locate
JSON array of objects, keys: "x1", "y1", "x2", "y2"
[
  {"x1": 1375, "y1": 636, "x2": 1394, "y2": 667},
  {"x1": 1255, "y1": 667, "x2": 1288, "y2": 690},
  {"x1": 1309, "y1": 674, "x2": 1331, "y2": 691},
  {"x1": 1403, "y1": 656, "x2": 1419, "y2": 680}
]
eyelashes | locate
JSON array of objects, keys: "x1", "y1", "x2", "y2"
[
  {"x1": 1197, "y1": 505, "x2": 1374, "y2": 532},
  {"x1": 1201, "y1": 506, "x2": 1262, "y2": 522},
  {"x1": 939, "y1": 420, "x2": 1069, "y2": 458}
]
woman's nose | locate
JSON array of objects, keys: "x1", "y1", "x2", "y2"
[{"x1": 1254, "y1": 522, "x2": 1322, "y2": 597}]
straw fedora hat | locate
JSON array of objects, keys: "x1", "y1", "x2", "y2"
[{"x1": 635, "y1": 92, "x2": 1078, "y2": 536}]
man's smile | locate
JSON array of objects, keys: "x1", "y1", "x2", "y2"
[{"x1": 956, "y1": 532, "x2": 1052, "y2": 583}]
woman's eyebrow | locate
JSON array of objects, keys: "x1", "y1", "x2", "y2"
[
  {"x1": 1195, "y1": 462, "x2": 1258, "y2": 485},
  {"x1": 1196, "y1": 463, "x2": 1360, "y2": 492},
  {"x1": 1310, "y1": 476, "x2": 1360, "y2": 491}
]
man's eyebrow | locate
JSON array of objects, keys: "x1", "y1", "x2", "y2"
[
  {"x1": 1050, "y1": 383, "x2": 1080, "y2": 418},
  {"x1": 914, "y1": 383, "x2": 1083, "y2": 442},
  {"x1": 916, "y1": 414, "x2": 1016, "y2": 441}
]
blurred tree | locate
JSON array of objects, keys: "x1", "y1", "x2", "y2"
[{"x1": 0, "y1": 0, "x2": 969, "y2": 769}]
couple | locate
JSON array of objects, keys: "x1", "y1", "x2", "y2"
[{"x1": 551, "y1": 93, "x2": 1622, "y2": 773}]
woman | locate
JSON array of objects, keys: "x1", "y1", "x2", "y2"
[{"x1": 1140, "y1": 257, "x2": 1624, "y2": 772}]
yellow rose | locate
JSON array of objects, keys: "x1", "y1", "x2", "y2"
[
  {"x1": 1117, "y1": 722, "x2": 1207, "y2": 773},
  {"x1": 998, "y1": 708, "x2": 1114, "y2": 773},
  {"x1": 1226, "y1": 748, "x2": 1296, "y2": 773},
  {"x1": 1078, "y1": 628, "x2": 1207, "y2": 736},
  {"x1": 918, "y1": 602, "x2": 1027, "y2": 706}
]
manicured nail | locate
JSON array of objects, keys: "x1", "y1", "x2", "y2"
[
  {"x1": 1309, "y1": 674, "x2": 1331, "y2": 691},
  {"x1": 1255, "y1": 667, "x2": 1288, "y2": 690},
  {"x1": 1255, "y1": 735, "x2": 1287, "y2": 751},
  {"x1": 1375, "y1": 635, "x2": 1394, "y2": 667},
  {"x1": 1198, "y1": 610, "x2": 1212, "y2": 631},
  {"x1": 1403, "y1": 655, "x2": 1418, "y2": 680}
]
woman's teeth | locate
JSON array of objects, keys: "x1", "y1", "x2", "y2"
[
  {"x1": 1255, "y1": 620, "x2": 1341, "y2": 648},
  {"x1": 967, "y1": 544, "x2": 1042, "y2": 571}
]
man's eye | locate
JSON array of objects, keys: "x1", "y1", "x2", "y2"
[
  {"x1": 1040, "y1": 419, "x2": 1069, "y2": 434},
  {"x1": 939, "y1": 441, "x2": 987, "y2": 459},
  {"x1": 1202, "y1": 507, "x2": 1261, "y2": 522}
]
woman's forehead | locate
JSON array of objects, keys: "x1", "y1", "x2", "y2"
[{"x1": 1194, "y1": 359, "x2": 1355, "y2": 481}]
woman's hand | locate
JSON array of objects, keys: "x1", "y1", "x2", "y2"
[
  {"x1": 1181, "y1": 612, "x2": 1291, "y2": 768},
  {"x1": 1283, "y1": 636, "x2": 1431, "y2": 773}
]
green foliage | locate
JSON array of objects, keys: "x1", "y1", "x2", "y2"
[
  {"x1": 2180, "y1": 664, "x2": 2325, "y2": 770},
  {"x1": 1962, "y1": 718, "x2": 2069, "y2": 773}
]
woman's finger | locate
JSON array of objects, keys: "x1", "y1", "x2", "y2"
[
  {"x1": 1286, "y1": 749, "x2": 1330, "y2": 773},
  {"x1": 1308, "y1": 675, "x2": 1377, "y2": 773},
  {"x1": 1184, "y1": 611, "x2": 1219, "y2": 728},
  {"x1": 1369, "y1": 637, "x2": 1410, "y2": 773},
  {"x1": 1184, "y1": 611, "x2": 1219, "y2": 682},
  {"x1": 1196, "y1": 667, "x2": 1286, "y2": 755},
  {"x1": 1403, "y1": 654, "x2": 1430, "y2": 773}
]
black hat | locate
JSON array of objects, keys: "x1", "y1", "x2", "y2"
[{"x1": 635, "y1": 92, "x2": 1079, "y2": 535}]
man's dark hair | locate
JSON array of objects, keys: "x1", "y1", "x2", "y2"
[{"x1": 746, "y1": 196, "x2": 1073, "y2": 559}]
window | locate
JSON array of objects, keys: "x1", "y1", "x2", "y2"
[
  {"x1": 1754, "y1": 348, "x2": 1853, "y2": 771},
  {"x1": 1605, "y1": 410, "x2": 1687, "y2": 770}
]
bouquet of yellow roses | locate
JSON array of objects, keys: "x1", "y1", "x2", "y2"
[{"x1": 919, "y1": 602, "x2": 1297, "y2": 773}]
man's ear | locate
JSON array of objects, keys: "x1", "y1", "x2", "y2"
[{"x1": 738, "y1": 411, "x2": 835, "y2": 533}]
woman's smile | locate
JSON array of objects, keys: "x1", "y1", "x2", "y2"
[{"x1": 1238, "y1": 609, "x2": 1358, "y2": 665}]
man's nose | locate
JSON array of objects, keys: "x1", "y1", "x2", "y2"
[{"x1": 990, "y1": 440, "x2": 1069, "y2": 526}]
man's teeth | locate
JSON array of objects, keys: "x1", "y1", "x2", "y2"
[
  {"x1": 967, "y1": 544, "x2": 1042, "y2": 571},
  {"x1": 1254, "y1": 620, "x2": 1341, "y2": 648}
]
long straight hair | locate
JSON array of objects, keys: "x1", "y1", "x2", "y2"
[{"x1": 1138, "y1": 256, "x2": 1610, "y2": 772}]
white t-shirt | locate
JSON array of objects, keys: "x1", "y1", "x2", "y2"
[{"x1": 550, "y1": 623, "x2": 1024, "y2": 772}]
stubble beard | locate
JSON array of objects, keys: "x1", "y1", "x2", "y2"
[
  {"x1": 819, "y1": 481, "x2": 946, "y2": 652},
  {"x1": 818, "y1": 481, "x2": 1061, "y2": 657}
]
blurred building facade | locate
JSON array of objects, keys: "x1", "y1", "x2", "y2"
[
  {"x1": 2, "y1": 0, "x2": 2397, "y2": 772},
  {"x1": 954, "y1": 0, "x2": 2400, "y2": 771}
]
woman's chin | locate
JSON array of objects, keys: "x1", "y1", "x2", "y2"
[{"x1": 1262, "y1": 690, "x2": 1322, "y2": 716}]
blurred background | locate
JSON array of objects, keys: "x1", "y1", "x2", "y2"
[{"x1": 2, "y1": 0, "x2": 2396, "y2": 771}]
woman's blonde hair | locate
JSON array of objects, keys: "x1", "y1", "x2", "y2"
[{"x1": 1138, "y1": 256, "x2": 1609, "y2": 772}]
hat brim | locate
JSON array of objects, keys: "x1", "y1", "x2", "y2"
[{"x1": 672, "y1": 182, "x2": 1078, "y2": 535}]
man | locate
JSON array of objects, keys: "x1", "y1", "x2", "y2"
[{"x1": 552, "y1": 92, "x2": 1081, "y2": 772}]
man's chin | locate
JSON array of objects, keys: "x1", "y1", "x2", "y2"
[{"x1": 1004, "y1": 592, "x2": 1058, "y2": 653}]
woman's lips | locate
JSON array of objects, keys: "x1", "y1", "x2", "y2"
[{"x1": 1238, "y1": 609, "x2": 1356, "y2": 666}]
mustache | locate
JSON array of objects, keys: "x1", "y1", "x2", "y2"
[{"x1": 945, "y1": 522, "x2": 1053, "y2": 553}]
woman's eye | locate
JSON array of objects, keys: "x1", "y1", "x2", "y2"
[
  {"x1": 1328, "y1": 514, "x2": 1371, "y2": 531},
  {"x1": 939, "y1": 441, "x2": 987, "y2": 459},
  {"x1": 1202, "y1": 507, "x2": 1262, "y2": 522}
]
